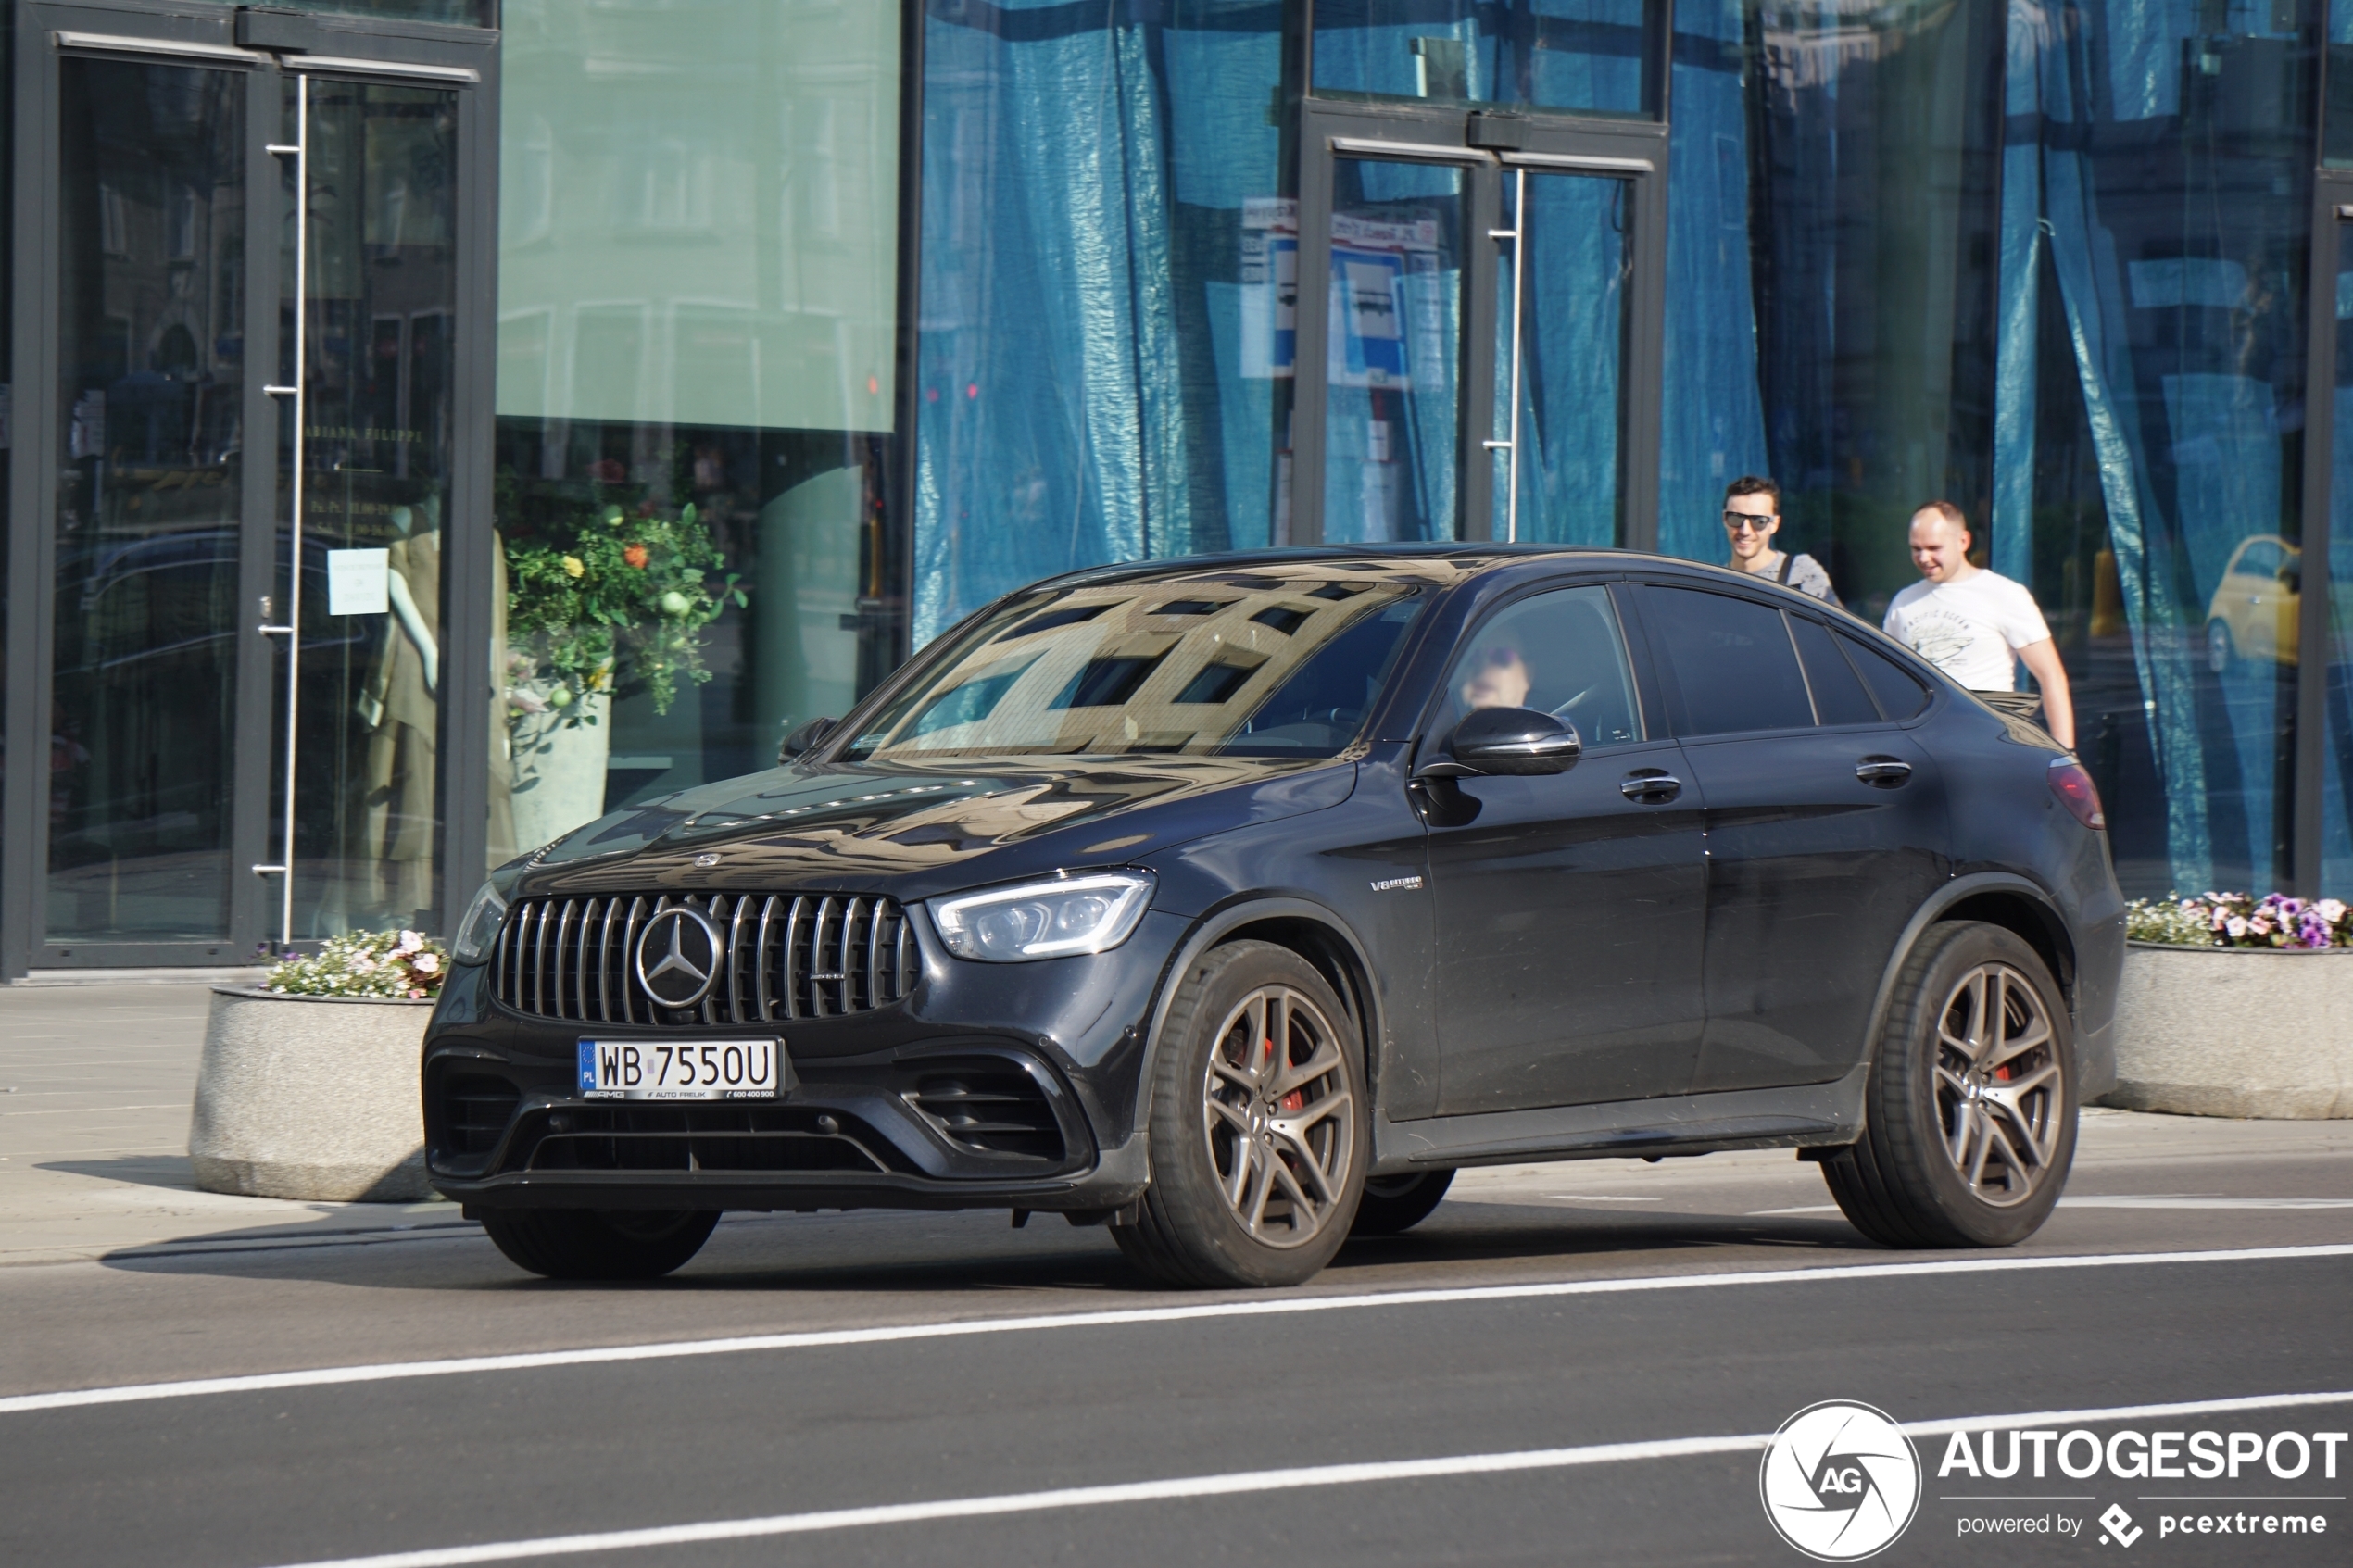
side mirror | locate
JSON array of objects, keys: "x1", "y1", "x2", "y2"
[
  {"x1": 1416, "y1": 706, "x2": 1582, "y2": 779},
  {"x1": 777, "y1": 716, "x2": 838, "y2": 764}
]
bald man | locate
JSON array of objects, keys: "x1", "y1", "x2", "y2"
[{"x1": 1883, "y1": 501, "x2": 2075, "y2": 748}]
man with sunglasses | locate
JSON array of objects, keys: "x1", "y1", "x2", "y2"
[{"x1": 1722, "y1": 475, "x2": 1839, "y2": 607}]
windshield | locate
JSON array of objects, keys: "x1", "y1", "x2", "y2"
[{"x1": 843, "y1": 569, "x2": 1431, "y2": 762}]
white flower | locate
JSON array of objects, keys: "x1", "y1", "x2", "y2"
[
  {"x1": 411, "y1": 952, "x2": 441, "y2": 974},
  {"x1": 2320, "y1": 899, "x2": 2347, "y2": 923},
  {"x1": 2225, "y1": 916, "x2": 2249, "y2": 940}
]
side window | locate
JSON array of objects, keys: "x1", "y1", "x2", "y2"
[
  {"x1": 1642, "y1": 585, "x2": 1814, "y2": 737},
  {"x1": 1438, "y1": 585, "x2": 1643, "y2": 747},
  {"x1": 1837, "y1": 628, "x2": 1932, "y2": 720},
  {"x1": 1789, "y1": 616, "x2": 1880, "y2": 726}
]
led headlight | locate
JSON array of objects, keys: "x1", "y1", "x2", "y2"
[
  {"x1": 450, "y1": 881, "x2": 510, "y2": 966},
  {"x1": 930, "y1": 872, "x2": 1155, "y2": 962}
]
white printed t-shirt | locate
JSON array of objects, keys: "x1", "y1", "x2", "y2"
[{"x1": 1881, "y1": 571, "x2": 2051, "y2": 691}]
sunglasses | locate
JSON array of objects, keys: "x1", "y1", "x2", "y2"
[
  {"x1": 1478, "y1": 646, "x2": 1525, "y2": 668},
  {"x1": 1722, "y1": 511, "x2": 1778, "y2": 533}
]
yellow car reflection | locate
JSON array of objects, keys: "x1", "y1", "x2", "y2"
[{"x1": 2205, "y1": 534, "x2": 2298, "y2": 671}]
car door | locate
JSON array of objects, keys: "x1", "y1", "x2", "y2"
[
  {"x1": 1420, "y1": 583, "x2": 1708, "y2": 1114},
  {"x1": 1632, "y1": 583, "x2": 1949, "y2": 1093}
]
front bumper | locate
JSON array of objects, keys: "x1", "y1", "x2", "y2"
[{"x1": 420, "y1": 909, "x2": 1184, "y2": 1215}]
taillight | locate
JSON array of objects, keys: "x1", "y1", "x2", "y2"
[{"x1": 2047, "y1": 759, "x2": 2106, "y2": 831}]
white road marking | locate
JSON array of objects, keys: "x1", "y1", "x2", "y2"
[
  {"x1": 254, "y1": 1388, "x2": 2353, "y2": 1568},
  {"x1": 1541, "y1": 1195, "x2": 1663, "y2": 1202},
  {"x1": 4, "y1": 1243, "x2": 2347, "y2": 1418},
  {"x1": 1759, "y1": 1212, "x2": 2353, "y2": 1222}
]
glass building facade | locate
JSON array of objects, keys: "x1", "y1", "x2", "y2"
[{"x1": 6, "y1": 0, "x2": 2353, "y2": 972}]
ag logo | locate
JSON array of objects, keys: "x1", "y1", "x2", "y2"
[
  {"x1": 1758, "y1": 1400, "x2": 1921, "y2": 1561},
  {"x1": 635, "y1": 905, "x2": 721, "y2": 1009}
]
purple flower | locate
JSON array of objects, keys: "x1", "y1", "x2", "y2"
[{"x1": 2299, "y1": 912, "x2": 2333, "y2": 949}]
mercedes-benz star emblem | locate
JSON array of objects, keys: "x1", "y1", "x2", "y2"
[{"x1": 635, "y1": 906, "x2": 721, "y2": 1010}]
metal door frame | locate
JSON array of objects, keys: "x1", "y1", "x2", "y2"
[
  {"x1": 1287, "y1": 42, "x2": 1669, "y2": 550},
  {"x1": 3, "y1": 0, "x2": 497, "y2": 975},
  {"x1": 2293, "y1": 177, "x2": 2353, "y2": 896}
]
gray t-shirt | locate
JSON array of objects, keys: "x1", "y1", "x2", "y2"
[{"x1": 1754, "y1": 551, "x2": 1839, "y2": 607}]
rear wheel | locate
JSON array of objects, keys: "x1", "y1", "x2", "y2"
[
  {"x1": 479, "y1": 1208, "x2": 720, "y2": 1280},
  {"x1": 1820, "y1": 922, "x2": 2075, "y2": 1248},
  {"x1": 1351, "y1": 1169, "x2": 1455, "y2": 1236},
  {"x1": 1114, "y1": 941, "x2": 1366, "y2": 1288}
]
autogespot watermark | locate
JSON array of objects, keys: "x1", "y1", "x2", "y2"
[
  {"x1": 1761, "y1": 1404, "x2": 2347, "y2": 1557},
  {"x1": 1936, "y1": 1424, "x2": 2346, "y2": 1549},
  {"x1": 1759, "y1": 1400, "x2": 1923, "y2": 1561}
]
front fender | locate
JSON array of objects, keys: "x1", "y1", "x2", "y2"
[{"x1": 1131, "y1": 895, "x2": 1392, "y2": 1135}]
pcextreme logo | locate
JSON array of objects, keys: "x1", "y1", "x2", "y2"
[{"x1": 1759, "y1": 1400, "x2": 1923, "y2": 1561}]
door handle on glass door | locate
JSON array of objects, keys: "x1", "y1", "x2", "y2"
[
  {"x1": 1856, "y1": 757, "x2": 1912, "y2": 786},
  {"x1": 1620, "y1": 770, "x2": 1681, "y2": 803}
]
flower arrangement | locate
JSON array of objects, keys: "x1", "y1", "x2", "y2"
[
  {"x1": 500, "y1": 463, "x2": 746, "y2": 720},
  {"x1": 258, "y1": 930, "x2": 448, "y2": 999},
  {"x1": 2126, "y1": 892, "x2": 2353, "y2": 950}
]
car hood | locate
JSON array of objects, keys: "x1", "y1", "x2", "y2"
[{"x1": 516, "y1": 755, "x2": 1359, "y2": 903}]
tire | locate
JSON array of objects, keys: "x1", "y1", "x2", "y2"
[
  {"x1": 1351, "y1": 1169, "x2": 1455, "y2": 1236},
  {"x1": 2207, "y1": 619, "x2": 2235, "y2": 674},
  {"x1": 1820, "y1": 922, "x2": 2076, "y2": 1248},
  {"x1": 1114, "y1": 941, "x2": 1367, "y2": 1288},
  {"x1": 479, "y1": 1208, "x2": 720, "y2": 1280}
]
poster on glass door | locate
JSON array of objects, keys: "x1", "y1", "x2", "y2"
[
  {"x1": 1240, "y1": 197, "x2": 1297, "y2": 380},
  {"x1": 1328, "y1": 213, "x2": 1444, "y2": 391}
]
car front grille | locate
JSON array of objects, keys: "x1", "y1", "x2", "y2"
[
  {"x1": 492, "y1": 892, "x2": 919, "y2": 1026},
  {"x1": 904, "y1": 1061, "x2": 1067, "y2": 1162}
]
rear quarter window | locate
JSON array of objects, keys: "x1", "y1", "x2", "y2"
[{"x1": 1837, "y1": 629, "x2": 1933, "y2": 720}]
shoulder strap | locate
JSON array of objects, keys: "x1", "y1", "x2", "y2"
[{"x1": 1777, "y1": 551, "x2": 1795, "y2": 585}]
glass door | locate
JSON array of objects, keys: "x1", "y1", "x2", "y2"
[
  {"x1": 9, "y1": 7, "x2": 492, "y2": 969},
  {"x1": 1323, "y1": 154, "x2": 1469, "y2": 543},
  {"x1": 268, "y1": 69, "x2": 463, "y2": 942},
  {"x1": 1293, "y1": 104, "x2": 1664, "y2": 548},
  {"x1": 41, "y1": 36, "x2": 260, "y2": 961},
  {"x1": 1491, "y1": 159, "x2": 1637, "y2": 546}
]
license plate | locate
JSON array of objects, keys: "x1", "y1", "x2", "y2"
[{"x1": 577, "y1": 1038, "x2": 786, "y2": 1100}]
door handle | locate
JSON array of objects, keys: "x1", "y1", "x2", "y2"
[
  {"x1": 1620, "y1": 770, "x2": 1681, "y2": 803},
  {"x1": 1856, "y1": 757, "x2": 1912, "y2": 786}
]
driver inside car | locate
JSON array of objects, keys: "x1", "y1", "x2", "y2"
[
  {"x1": 1460, "y1": 645, "x2": 1532, "y2": 710},
  {"x1": 1444, "y1": 587, "x2": 1643, "y2": 748}
]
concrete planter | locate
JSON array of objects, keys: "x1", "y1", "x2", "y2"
[
  {"x1": 189, "y1": 986, "x2": 436, "y2": 1201},
  {"x1": 2100, "y1": 942, "x2": 2353, "y2": 1119}
]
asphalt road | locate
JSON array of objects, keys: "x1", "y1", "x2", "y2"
[{"x1": 4, "y1": 1110, "x2": 2349, "y2": 1568}]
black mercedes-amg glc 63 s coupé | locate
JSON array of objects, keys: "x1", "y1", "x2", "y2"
[{"x1": 425, "y1": 548, "x2": 2123, "y2": 1287}]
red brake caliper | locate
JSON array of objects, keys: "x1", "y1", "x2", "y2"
[{"x1": 1266, "y1": 1037, "x2": 1304, "y2": 1112}]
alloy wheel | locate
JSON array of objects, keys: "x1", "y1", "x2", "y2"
[
  {"x1": 1200, "y1": 984, "x2": 1355, "y2": 1248},
  {"x1": 1932, "y1": 962, "x2": 2063, "y2": 1207}
]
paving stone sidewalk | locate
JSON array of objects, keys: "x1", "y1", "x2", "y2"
[{"x1": 0, "y1": 983, "x2": 460, "y2": 1266}]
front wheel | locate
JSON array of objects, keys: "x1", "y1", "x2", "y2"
[
  {"x1": 479, "y1": 1208, "x2": 720, "y2": 1280},
  {"x1": 1114, "y1": 941, "x2": 1366, "y2": 1288},
  {"x1": 1819, "y1": 922, "x2": 2075, "y2": 1248}
]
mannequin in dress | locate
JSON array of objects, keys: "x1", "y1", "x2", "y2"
[{"x1": 360, "y1": 497, "x2": 441, "y2": 922}]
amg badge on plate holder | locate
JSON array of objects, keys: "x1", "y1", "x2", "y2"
[{"x1": 577, "y1": 1037, "x2": 789, "y2": 1100}]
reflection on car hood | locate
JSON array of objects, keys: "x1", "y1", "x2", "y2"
[{"x1": 522, "y1": 755, "x2": 1358, "y2": 900}]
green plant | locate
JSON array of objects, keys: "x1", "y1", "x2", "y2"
[
  {"x1": 502, "y1": 481, "x2": 745, "y2": 719},
  {"x1": 261, "y1": 930, "x2": 448, "y2": 999}
]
